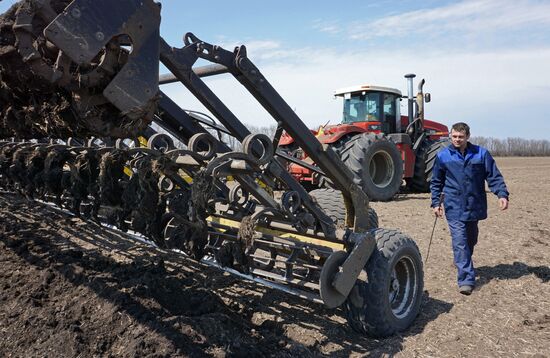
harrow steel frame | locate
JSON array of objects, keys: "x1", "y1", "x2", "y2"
[{"x1": 0, "y1": 0, "x2": 424, "y2": 337}]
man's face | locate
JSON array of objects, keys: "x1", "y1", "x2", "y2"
[{"x1": 450, "y1": 129, "x2": 469, "y2": 151}]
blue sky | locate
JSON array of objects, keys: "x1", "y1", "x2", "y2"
[{"x1": 1, "y1": 0, "x2": 549, "y2": 139}]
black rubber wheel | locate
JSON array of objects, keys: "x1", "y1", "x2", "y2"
[
  {"x1": 344, "y1": 228, "x2": 424, "y2": 337},
  {"x1": 339, "y1": 134, "x2": 403, "y2": 201},
  {"x1": 318, "y1": 135, "x2": 354, "y2": 189},
  {"x1": 309, "y1": 188, "x2": 378, "y2": 228},
  {"x1": 409, "y1": 139, "x2": 449, "y2": 192}
]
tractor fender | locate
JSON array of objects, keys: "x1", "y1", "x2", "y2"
[
  {"x1": 279, "y1": 129, "x2": 319, "y2": 146},
  {"x1": 316, "y1": 126, "x2": 366, "y2": 144}
]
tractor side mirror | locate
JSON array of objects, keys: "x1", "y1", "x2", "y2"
[{"x1": 424, "y1": 93, "x2": 431, "y2": 103}]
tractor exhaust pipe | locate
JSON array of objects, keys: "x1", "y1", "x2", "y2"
[
  {"x1": 404, "y1": 73, "x2": 416, "y2": 125},
  {"x1": 416, "y1": 78, "x2": 426, "y2": 132}
]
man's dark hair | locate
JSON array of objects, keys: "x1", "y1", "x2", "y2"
[{"x1": 451, "y1": 122, "x2": 470, "y2": 136}]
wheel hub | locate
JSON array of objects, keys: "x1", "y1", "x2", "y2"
[
  {"x1": 388, "y1": 255, "x2": 418, "y2": 319},
  {"x1": 369, "y1": 150, "x2": 395, "y2": 189}
]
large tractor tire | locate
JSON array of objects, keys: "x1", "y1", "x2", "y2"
[
  {"x1": 309, "y1": 188, "x2": 378, "y2": 228},
  {"x1": 344, "y1": 228, "x2": 423, "y2": 337},
  {"x1": 339, "y1": 134, "x2": 403, "y2": 201},
  {"x1": 409, "y1": 138, "x2": 449, "y2": 192}
]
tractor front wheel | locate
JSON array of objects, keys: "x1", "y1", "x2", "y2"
[
  {"x1": 340, "y1": 134, "x2": 403, "y2": 201},
  {"x1": 344, "y1": 228, "x2": 424, "y2": 337}
]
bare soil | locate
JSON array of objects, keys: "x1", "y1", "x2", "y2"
[{"x1": 1, "y1": 157, "x2": 549, "y2": 357}]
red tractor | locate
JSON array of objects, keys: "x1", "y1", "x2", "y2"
[{"x1": 279, "y1": 74, "x2": 449, "y2": 201}]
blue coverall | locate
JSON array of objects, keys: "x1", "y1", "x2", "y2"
[{"x1": 430, "y1": 142, "x2": 509, "y2": 287}]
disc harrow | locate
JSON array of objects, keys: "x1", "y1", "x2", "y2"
[
  {"x1": 0, "y1": 135, "x2": 352, "y2": 296},
  {"x1": 0, "y1": 0, "x2": 425, "y2": 337}
]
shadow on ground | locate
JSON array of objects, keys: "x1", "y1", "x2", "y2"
[
  {"x1": 477, "y1": 262, "x2": 550, "y2": 289},
  {"x1": 0, "y1": 193, "x2": 453, "y2": 357},
  {"x1": 392, "y1": 192, "x2": 430, "y2": 202}
]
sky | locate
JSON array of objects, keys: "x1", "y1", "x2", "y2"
[{"x1": 1, "y1": 0, "x2": 549, "y2": 139}]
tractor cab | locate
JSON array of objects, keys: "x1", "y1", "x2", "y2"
[{"x1": 335, "y1": 85, "x2": 402, "y2": 134}]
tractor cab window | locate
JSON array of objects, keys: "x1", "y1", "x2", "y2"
[
  {"x1": 342, "y1": 92, "x2": 381, "y2": 123},
  {"x1": 383, "y1": 93, "x2": 397, "y2": 121},
  {"x1": 383, "y1": 93, "x2": 399, "y2": 133}
]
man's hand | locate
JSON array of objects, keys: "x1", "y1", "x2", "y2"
[
  {"x1": 499, "y1": 197, "x2": 509, "y2": 210},
  {"x1": 432, "y1": 206, "x2": 443, "y2": 218}
]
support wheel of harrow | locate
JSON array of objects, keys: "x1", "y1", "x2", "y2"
[
  {"x1": 344, "y1": 228, "x2": 423, "y2": 337},
  {"x1": 339, "y1": 134, "x2": 403, "y2": 201},
  {"x1": 309, "y1": 188, "x2": 378, "y2": 228}
]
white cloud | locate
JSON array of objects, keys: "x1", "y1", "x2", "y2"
[
  {"x1": 163, "y1": 44, "x2": 550, "y2": 140},
  {"x1": 239, "y1": 40, "x2": 281, "y2": 52},
  {"x1": 202, "y1": 38, "x2": 289, "y2": 63},
  {"x1": 312, "y1": 19, "x2": 342, "y2": 35},
  {"x1": 347, "y1": 0, "x2": 550, "y2": 41},
  {"x1": 158, "y1": 2, "x2": 550, "y2": 140}
]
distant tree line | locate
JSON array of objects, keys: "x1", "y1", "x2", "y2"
[
  {"x1": 193, "y1": 122, "x2": 550, "y2": 157},
  {"x1": 470, "y1": 137, "x2": 550, "y2": 157},
  {"x1": 244, "y1": 127, "x2": 550, "y2": 157},
  {"x1": 220, "y1": 125, "x2": 277, "y2": 150}
]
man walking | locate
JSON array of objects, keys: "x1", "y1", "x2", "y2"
[{"x1": 430, "y1": 122, "x2": 509, "y2": 295}]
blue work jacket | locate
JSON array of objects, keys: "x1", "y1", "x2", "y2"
[{"x1": 430, "y1": 142, "x2": 509, "y2": 221}]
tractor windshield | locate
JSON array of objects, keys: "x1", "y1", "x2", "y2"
[{"x1": 342, "y1": 93, "x2": 381, "y2": 123}]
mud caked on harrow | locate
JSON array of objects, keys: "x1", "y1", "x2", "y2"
[{"x1": 0, "y1": 0, "x2": 424, "y2": 337}]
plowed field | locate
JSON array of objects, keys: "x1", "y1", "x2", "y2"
[{"x1": 1, "y1": 157, "x2": 548, "y2": 357}]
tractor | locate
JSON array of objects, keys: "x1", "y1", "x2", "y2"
[{"x1": 279, "y1": 74, "x2": 450, "y2": 201}]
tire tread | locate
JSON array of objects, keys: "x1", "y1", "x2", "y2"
[{"x1": 345, "y1": 228, "x2": 424, "y2": 337}]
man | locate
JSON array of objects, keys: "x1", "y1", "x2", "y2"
[{"x1": 430, "y1": 122, "x2": 509, "y2": 295}]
